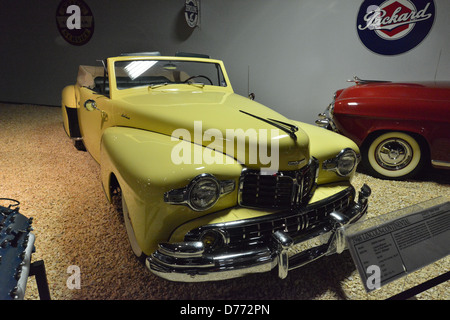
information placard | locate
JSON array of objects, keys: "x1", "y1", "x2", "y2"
[{"x1": 345, "y1": 199, "x2": 450, "y2": 292}]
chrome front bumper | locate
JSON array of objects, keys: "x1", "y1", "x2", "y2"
[
  {"x1": 147, "y1": 184, "x2": 371, "y2": 282},
  {"x1": 315, "y1": 103, "x2": 337, "y2": 132},
  {"x1": 315, "y1": 112, "x2": 337, "y2": 131}
]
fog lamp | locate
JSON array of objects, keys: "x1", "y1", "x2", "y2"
[{"x1": 200, "y1": 230, "x2": 223, "y2": 250}]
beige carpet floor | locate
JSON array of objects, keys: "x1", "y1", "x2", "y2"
[{"x1": 0, "y1": 103, "x2": 448, "y2": 300}]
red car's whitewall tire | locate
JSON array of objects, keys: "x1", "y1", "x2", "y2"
[{"x1": 363, "y1": 132, "x2": 424, "y2": 180}]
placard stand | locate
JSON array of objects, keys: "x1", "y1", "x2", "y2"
[
  {"x1": 29, "y1": 260, "x2": 51, "y2": 300},
  {"x1": 340, "y1": 196, "x2": 450, "y2": 299}
]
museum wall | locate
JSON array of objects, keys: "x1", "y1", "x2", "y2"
[{"x1": 0, "y1": 0, "x2": 449, "y2": 124}]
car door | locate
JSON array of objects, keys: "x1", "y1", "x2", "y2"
[{"x1": 77, "y1": 85, "x2": 113, "y2": 163}]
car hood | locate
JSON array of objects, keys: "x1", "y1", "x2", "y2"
[
  {"x1": 113, "y1": 88, "x2": 310, "y2": 171},
  {"x1": 338, "y1": 81, "x2": 450, "y2": 102}
]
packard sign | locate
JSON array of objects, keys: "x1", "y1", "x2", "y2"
[{"x1": 357, "y1": 0, "x2": 435, "y2": 55}]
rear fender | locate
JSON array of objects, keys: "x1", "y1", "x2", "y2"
[{"x1": 61, "y1": 85, "x2": 81, "y2": 138}]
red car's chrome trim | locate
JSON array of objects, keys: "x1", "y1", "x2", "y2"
[{"x1": 432, "y1": 160, "x2": 450, "y2": 169}]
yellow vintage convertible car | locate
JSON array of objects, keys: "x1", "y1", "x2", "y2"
[{"x1": 61, "y1": 52, "x2": 371, "y2": 282}]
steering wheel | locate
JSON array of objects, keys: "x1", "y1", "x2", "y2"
[{"x1": 183, "y1": 75, "x2": 213, "y2": 85}]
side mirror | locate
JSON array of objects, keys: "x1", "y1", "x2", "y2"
[
  {"x1": 84, "y1": 99, "x2": 98, "y2": 112},
  {"x1": 248, "y1": 93, "x2": 255, "y2": 100}
]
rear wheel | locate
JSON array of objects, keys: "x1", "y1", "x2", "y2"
[
  {"x1": 362, "y1": 132, "x2": 424, "y2": 180},
  {"x1": 73, "y1": 139, "x2": 86, "y2": 151}
]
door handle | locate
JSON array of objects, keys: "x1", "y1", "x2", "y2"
[{"x1": 84, "y1": 99, "x2": 108, "y2": 120}]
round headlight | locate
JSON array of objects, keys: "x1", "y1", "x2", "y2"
[
  {"x1": 188, "y1": 175, "x2": 220, "y2": 211},
  {"x1": 337, "y1": 149, "x2": 357, "y2": 176}
]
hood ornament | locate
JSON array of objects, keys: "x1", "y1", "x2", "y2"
[{"x1": 348, "y1": 76, "x2": 391, "y2": 85}]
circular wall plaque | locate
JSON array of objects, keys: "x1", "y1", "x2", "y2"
[
  {"x1": 185, "y1": 0, "x2": 199, "y2": 28},
  {"x1": 56, "y1": 0, "x2": 94, "y2": 46},
  {"x1": 357, "y1": 0, "x2": 435, "y2": 55}
]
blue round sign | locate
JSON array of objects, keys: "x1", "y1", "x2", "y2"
[{"x1": 357, "y1": 0, "x2": 435, "y2": 55}]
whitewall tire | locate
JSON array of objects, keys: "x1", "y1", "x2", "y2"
[{"x1": 363, "y1": 132, "x2": 424, "y2": 180}]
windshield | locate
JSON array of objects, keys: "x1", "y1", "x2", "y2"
[{"x1": 114, "y1": 59, "x2": 227, "y2": 90}]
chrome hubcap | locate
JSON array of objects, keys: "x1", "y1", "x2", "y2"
[{"x1": 375, "y1": 138, "x2": 413, "y2": 171}]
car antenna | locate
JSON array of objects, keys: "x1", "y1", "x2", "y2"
[
  {"x1": 434, "y1": 49, "x2": 442, "y2": 82},
  {"x1": 248, "y1": 65, "x2": 250, "y2": 95},
  {"x1": 96, "y1": 59, "x2": 108, "y2": 94},
  {"x1": 247, "y1": 65, "x2": 255, "y2": 100},
  {"x1": 96, "y1": 59, "x2": 107, "y2": 74}
]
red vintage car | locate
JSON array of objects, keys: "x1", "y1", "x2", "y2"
[{"x1": 316, "y1": 77, "x2": 450, "y2": 180}]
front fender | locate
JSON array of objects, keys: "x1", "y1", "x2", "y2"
[
  {"x1": 295, "y1": 121, "x2": 360, "y2": 184},
  {"x1": 100, "y1": 127, "x2": 242, "y2": 255}
]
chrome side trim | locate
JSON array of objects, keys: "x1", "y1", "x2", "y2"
[{"x1": 431, "y1": 160, "x2": 450, "y2": 168}]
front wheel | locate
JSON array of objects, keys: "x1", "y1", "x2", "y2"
[{"x1": 362, "y1": 132, "x2": 424, "y2": 180}]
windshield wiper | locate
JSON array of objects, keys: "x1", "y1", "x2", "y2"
[
  {"x1": 239, "y1": 110, "x2": 298, "y2": 141},
  {"x1": 186, "y1": 82, "x2": 205, "y2": 88},
  {"x1": 149, "y1": 82, "x2": 170, "y2": 89},
  {"x1": 149, "y1": 82, "x2": 205, "y2": 89}
]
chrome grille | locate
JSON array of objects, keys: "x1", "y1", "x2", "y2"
[
  {"x1": 185, "y1": 186, "x2": 355, "y2": 247},
  {"x1": 238, "y1": 159, "x2": 318, "y2": 209}
]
